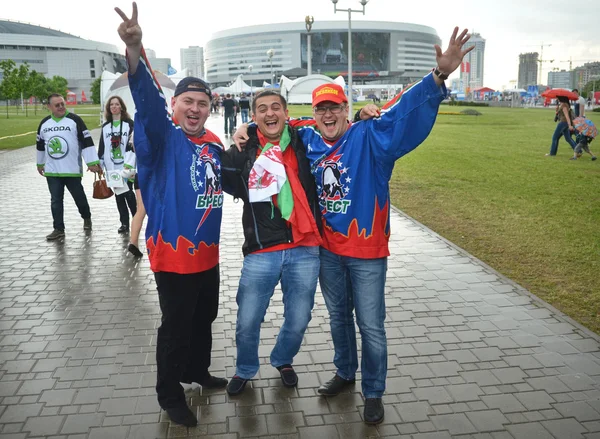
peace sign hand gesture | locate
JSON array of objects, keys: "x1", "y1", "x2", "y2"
[
  {"x1": 434, "y1": 27, "x2": 474, "y2": 75},
  {"x1": 115, "y1": 2, "x2": 142, "y2": 48}
]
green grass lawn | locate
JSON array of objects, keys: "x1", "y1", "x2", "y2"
[
  {"x1": 396, "y1": 107, "x2": 600, "y2": 332},
  {"x1": 3, "y1": 100, "x2": 599, "y2": 333},
  {"x1": 0, "y1": 104, "x2": 102, "y2": 149}
]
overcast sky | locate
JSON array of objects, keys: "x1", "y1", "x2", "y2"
[{"x1": 2, "y1": 0, "x2": 599, "y2": 89}]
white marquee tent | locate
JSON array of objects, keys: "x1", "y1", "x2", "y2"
[
  {"x1": 282, "y1": 74, "x2": 340, "y2": 105},
  {"x1": 100, "y1": 70, "x2": 178, "y2": 123}
]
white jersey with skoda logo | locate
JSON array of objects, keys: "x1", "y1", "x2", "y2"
[{"x1": 36, "y1": 112, "x2": 99, "y2": 177}]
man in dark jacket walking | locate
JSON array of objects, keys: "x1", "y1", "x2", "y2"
[
  {"x1": 222, "y1": 93, "x2": 237, "y2": 136},
  {"x1": 221, "y1": 90, "x2": 322, "y2": 396}
]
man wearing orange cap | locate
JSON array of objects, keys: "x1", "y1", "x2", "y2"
[{"x1": 234, "y1": 26, "x2": 474, "y2": 424}]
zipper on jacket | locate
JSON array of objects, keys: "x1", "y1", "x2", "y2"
[{"x1": 241, "y1": 175, "x2": 263, "y2": 250}]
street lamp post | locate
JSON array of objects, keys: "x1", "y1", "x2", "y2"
[
  {"x1": 305, "y1": 16, "x2": 314, "y2": 76},
  {"x1": 267, "y1": 49, "x2": 275, "y2": 87},
  {"x1": 332, "y1": 0, "x2": 369, "y2": 117},
  {"x1": 248, "y1": 64, "x2": 253, "y2": 98}
]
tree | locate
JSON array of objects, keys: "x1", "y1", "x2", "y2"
[
  {"x1": 0, "y1": 60, "x2": 18, "y2": 118},
  {"x1": 90, "y1": 77, "x2": 101, "y2": 104},
  {"x1": 27, "y1": 70, "x2": 49, "y2": 115},
  {"x1": 14, "y1": 62, "x2": 31, "y2": 116},
  {"x1": 583, "y1": 79, "x2": 600, "y2": 99},
  {"x1": 47, "y1": 76, "x2": 68, "y2": 98}
]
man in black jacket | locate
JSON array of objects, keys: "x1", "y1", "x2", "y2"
[{"x1": 221, "y1": 90, "x2": 322, "y2": 395}]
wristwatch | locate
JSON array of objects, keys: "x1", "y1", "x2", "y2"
[{"x1": 433, "y1": 67, "x2": 449, "y2": 81}]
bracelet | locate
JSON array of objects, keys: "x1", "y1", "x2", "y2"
[{"x1": 433, "y1": 67, "x2": 449, "y2": 81}]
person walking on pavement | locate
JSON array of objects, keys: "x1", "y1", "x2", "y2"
[
  {"x1": 234, "y1": 26, "x2": 474, "y2": 424},
  {"x1": 222, "y1": 93, "x2": 236, "y2": 136},
  {"x1": 98, "y1": 96, "x2": 137, "y2": 234},
  {"x1": 238, "y1": 92, "x2": 251, "y2": 124},
  {"x1": 220, "y1": 90, "x2": 323, "y2": 396},
  {"x1": 36, "y1": 93, "x2": 102, "y2": 241},
  {"x1": 116, "y1": 2, "x2": 229, "y2": 427}
]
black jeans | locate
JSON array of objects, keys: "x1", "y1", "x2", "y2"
[
  {"x1": 154, "y1": 266, "x2": 220, "y2": 409},
  {"x1": 115, "y1": 181, "x2": 137, "y2": 227},
  {"x1": 46, "y1": 176, "x2": 91, "y2": 231}
]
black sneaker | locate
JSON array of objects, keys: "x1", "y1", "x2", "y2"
[
  {"x1": 226, "y1": 376, "x2": 248, "y2": 395},
  {"x1": 363, "y1": 398, "x2": 384, "y2": 425},
  {"x1": 128, "y1": 243, "x2": 143, "y2": 258},
  {"x1": 198, "y1": 375, "x2": 228, "y2": 389},
  {"x1": 592, "y1": 156, "x2": 597, "y2": 161},
  {"x1": 317, "y1": 374, "x2": 356, "y2": 396},
  {"x1": 164, "y1": 405, "x2": 197, "y2": 427},
  {"x1": 276, "y1": 365, "x2": 298, "y2": 388},
  {"x1": 118, "y1": 225, "x2": 129, "y2": 234},
  {"x1": 83, "y1": 218, "x2": 92, "y2": 231},
  {"x1": 46, "y1": 229, "x2": 65, "y2": 241}
]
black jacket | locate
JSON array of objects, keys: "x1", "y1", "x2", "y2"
[{"x1": 221, "y1": 125, "x2": 322, "y2": 256}]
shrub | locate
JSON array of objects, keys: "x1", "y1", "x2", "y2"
[{"x1": 460, "y1": 109, "x2": 482, "y2": 116}]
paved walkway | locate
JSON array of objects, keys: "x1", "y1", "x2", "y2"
[{"x1": 1, "y1": 113, "x2": 600, "y2": 439}]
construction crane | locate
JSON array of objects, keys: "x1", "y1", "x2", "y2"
[
  {"x1": 559, "y1": 57, "x2": 597, "y2": 71},
  {"x1": 537, "y1": 42, "x2": 554, "y2": 85}
]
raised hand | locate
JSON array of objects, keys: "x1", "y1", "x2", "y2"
[
  {"x1": 434, "y1": 27, "x2": 474, "y2": 75},
  {"x1": 115, "y1": 2, "x2": 142, "y2": 48},
  {"x1": 359, "y1": 104, "x2": 381, "y2": 120}
]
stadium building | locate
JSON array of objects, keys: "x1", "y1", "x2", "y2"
[
  {"x1": 0, "y1": 20, "x2": 126, "y2": 101},
  {"x1": 205, "y1": 21, "x2": 441, "y2": 87}
]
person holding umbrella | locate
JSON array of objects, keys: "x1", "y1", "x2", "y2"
[{"x1": 546, "y1": 95, "x2": 577, "y2": 156}]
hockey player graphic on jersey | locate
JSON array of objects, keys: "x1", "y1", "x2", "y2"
[
  {"x1": 204, "y1": 159, "x2": 218, "y2": 195},
  {"x1": 321, "y1": 160, "x2": 344, "y2": 199}
]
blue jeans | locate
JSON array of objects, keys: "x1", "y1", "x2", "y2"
[
  {"x1": 549, "y1": 121, "x2": 576, "y2": 155},
  {"x1": 319, "y1": 248, "x2": 388, "y2": 398},
  {"x1": 224, "y1": 113, "x2": 235, "y2": 135},
  {"x1": 241, "y1": 109, "x2": 249, "y2": 124},
  {"x1": 235, "y1": 246, "x2": 320, "y2": 379},
  {"x1": 46, "y1": 176, "x2": 91, "y2": 231}
]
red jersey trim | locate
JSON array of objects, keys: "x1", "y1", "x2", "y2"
[{"x1": 147, "y1": 232, "x2": 219, "y2": 274}]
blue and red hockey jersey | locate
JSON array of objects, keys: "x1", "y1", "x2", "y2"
[
  {"x1": 128, "y1": 50, "x2": 224, "y2": 274},
  {"x1": 291, "y1": 72, "x2": 446, "y2": 259}
]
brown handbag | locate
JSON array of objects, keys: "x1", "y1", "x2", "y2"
[{"x1": 93, "y1": 173, "x2": 113, "y2": 199}]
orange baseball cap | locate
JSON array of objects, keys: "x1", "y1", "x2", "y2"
[{"x1": 312, "y1": 83, "x2": 348, "y2": 107}]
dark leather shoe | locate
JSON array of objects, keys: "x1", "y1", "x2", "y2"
[
  {"x1": 364, "y1": 398, "x2": 384, "y2": 425},
  {"x1": 226, "y1": 376, "x2": 248, "y2": 395},
  {"x1": 128, "y1": 243, "x2": 143, "y2": 258},
  {"x1": 317, "y1": 374, "x2": 355, "y2": 396},
  {"x1": 164, "y1": 405, "x2": 197, "y2": 427},
  {"x1": 117, "y1": 225, "x2": 129, "y2": 234},
  {"x1": 277, "y1": 365, "x2": 298, "y2": 388},
  {"x1": 198, "y1": 375, "x2": 228, "y2": 389}
]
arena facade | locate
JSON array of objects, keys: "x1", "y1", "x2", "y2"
[
  {"x1": 205, "y1": 21, "x2": 441, "y2": 88},
  {"x1": 0, "y1": 20, "x2": 125, "y2": 101}
]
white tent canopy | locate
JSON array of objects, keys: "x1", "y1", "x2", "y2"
[
  {"x1": 283, "y1": 74, "x2": 336, "y2": 105},
  {"x1": 213, "y1": 86, "x2": 232, "y2": 95},
  {"x1": 100, "y1": 70, "x2": 177, "y2": 123},
  {"x1": 229, "y1": 75, "x2": 253, "y2": 94}
]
